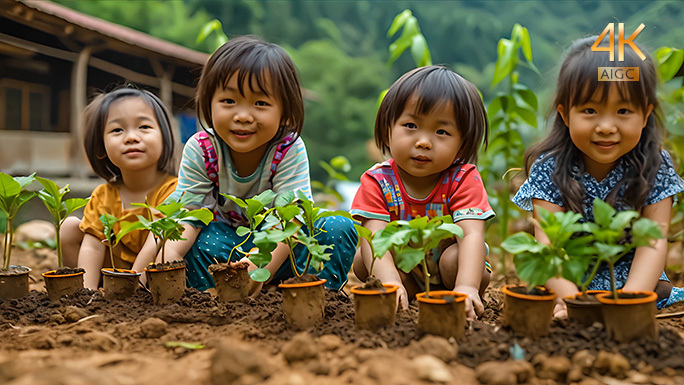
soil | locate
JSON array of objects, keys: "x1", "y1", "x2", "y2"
[
  {"x1": 359, "y1": 275, "x2": 384, "y2": 291},
  {"x1": 281, "y1": 273, "x2": 320, "y2": 285},
  {"x1": 46, "y1": 267, "x2": 85, "y2": 276},
  {"x1": 148, "y1": 260, "x2": 185, "y2": 271},
  {"x1": 3, "y1": 248, "x2": 684, "y2": 385}
]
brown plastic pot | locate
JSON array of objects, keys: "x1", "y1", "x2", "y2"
[
  {"x1": 596, "y1": 290, "x2": 657, "y2": 342},
  {"x1": 278, "y1": 278, "x2": 327, "y2": 330},
  {"x1": 350, "y1": 284, "x2": 398, "y2": 331},
  {"x1": 209, "y1": 261, "x2": 250, "y2": 303},
  {"x1": 563, "y1": 290, "x2": 608, "y2": 326},
  {"x1": 101, "y1": 268, "x2": 141, "y2": 301},
  {"x1": 0, "y1": 265, "x2": 31, "y2": 299},
  {"x1": 145, "y1": 263, "x2": 186, "y2": 305},
  {"x1": 416, "y1": 290, "x2": 468, "y2": 340},
  {"x1": 42, "y1": 268, "x2": 85, "y2": 301},
  {"x1": 502, "y1": 284, "x2": 556, "y2": 338}
]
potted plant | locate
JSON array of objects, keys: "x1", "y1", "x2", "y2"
[
  {"x1": 35, "y1": 177, "x2": 89, "y2": 301},
  {"x1": 501, "y1": 207, "x2": 594, "y2": 337},
  {"x1": 382, "y1": 215, "x2": 466, "y2": 339},
  {"x1": 589, "y1": 198, "x2": 663, "y2": 342},
  {"x1": 0, "y1": 172, "x2": 37, "y2": 299},
  {"x1": 119, "y1": 201, "x2": 212, "y2": 305},
  {"x1": 99, "y1": 213, "x2": 142, "y2": 300},
  {"x1": 225, "y1": 190, "x2": 348, "y2": 329},
  {"x1": 349, "y1": 225, "x2": 399, "y2": 331}
]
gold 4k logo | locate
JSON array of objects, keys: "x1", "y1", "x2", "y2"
[{"x1": 592, "y1": 23, "x2": 645, "y2": 81}]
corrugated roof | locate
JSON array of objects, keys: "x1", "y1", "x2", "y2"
[{"x1": 16, "y1": 0, "x2": 209, "y2": 66}]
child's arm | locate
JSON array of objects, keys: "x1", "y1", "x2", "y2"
[
  {"x1": 358, "y1": 218, "x2": 409, "y2": 310},
  {"x1": 77, "y1": 233, "x2": 106, "y2": 289},
  {"x1": 531, "y1": 198, "x2": 579, "y2": 318},
  {"x1": 623, "y1": 197, "x2": 672, "y2": 293},
  {"x1": 447, "y1": 218, "x2": 486, "y2": 320}
]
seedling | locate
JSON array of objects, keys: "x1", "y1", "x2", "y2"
[
  {"x1": 0, "y1": 172, "x2": 37, "y2": 271},
  {"x1": 36, "y1": 177, "x2": 89, "y2": 269},
  {"x1": 118, "y1": 201, "x2": 213, "y2": 264},
  {"x1": 379, "y1": 215, "x2": 463, "y2": 297},
  {"x1": 501, "y1": 206, "x2": 595, "y2": 292},
  {"x1": 224, "y1": 190, "x2": 350, "y2": 283},
  {"x1": 586, "y1": 198, "x2": 663, "y2": 299},
  {"x1": 100, "y1": 213, "x2": 123, "y2": 271},
  {"x1": 353, "y1": 224, "x2": 396, "y2": 280}
]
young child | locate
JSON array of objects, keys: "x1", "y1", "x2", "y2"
[
  {"x1": 512, "y1": 35, "x2": 684, "y2": 317},
  {"x1": 60, "y1": 87, "x2": 178, "y2": 289},
  {"x1": 351, "y1": 65, "x2": 494, "y2": 320},
  {"x1": 139, "y1": 35, "x2": 357, "y2": 292}
]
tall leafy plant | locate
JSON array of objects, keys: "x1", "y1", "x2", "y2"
[
  {"x1": 35, "y1": 177, "x2": 89, "y2": 269},
  {"x1": 0, "y1": 173, "x2": 36, "y2": 271},
  {"x1": 479, "y1": 24, "x2": 541, "y2": 275}
]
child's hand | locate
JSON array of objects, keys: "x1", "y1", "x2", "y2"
[
  {"x1": 454, "y1": 285, "x2": 484, "y2": 321},
  {"x1": 385, "y1": 280, "x2": 408, "y2": 311},
  {"x1": 553, "y1": 301, "x2": 568, "y2": 318}
]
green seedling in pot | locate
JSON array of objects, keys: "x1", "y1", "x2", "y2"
[
  {"x1": 501, "y1": 206, "x2": 595, "y2": 293},
  {"x1": 118, "y1": 201, "x2": 213, "y2": 265},
  {"x1": 353, "y1": 224, "x2": 397, "y2": 281},
  {"x1": 35, "y1": 177, "x2": 89, "y2": 269},
  {"x1": 100, "y1": 213, "x2": 123, "y2": 271},
  {"x1": 381, "y1": 215, "x2": 463, "y2": 298},
  {"x1": 585, "y1": 198, "x2": 663, "y2": 300},
  {"x1": 0, "y1": 172, "x2": 37, "y2": 271},
  {"x1": 224, "y1": 190, "x2": 350, "y2": 283}
]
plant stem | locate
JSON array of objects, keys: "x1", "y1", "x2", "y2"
[
  {"x1": 580, "y1": 260, "x2": 603, "y2": 295},
  {"x1": 286, "y1": 239, "x2": 300, "y2": 277},
  {"x1": 422, "y1": 258, "x2": 430, "y2": 298},
  {"x1": 55, "y1": 225, "x2": 63, "y2": 268},
  {"x1": 108, "y1": 243, "x2": 117, "y2": 272},
  {"x1": 3, "y1": 218, "x2": 11, "y2": 270},
  {"x1": 609, "y1": 260, "x2": 617, "y2": 300},
  {"x1": 368, "y1": 254, "x2": 377, "y2": 277}
]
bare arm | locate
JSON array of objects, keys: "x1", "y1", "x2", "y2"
[
  {"x1": 451, "y1": 218, "x2": 486, "y2": 319},
  {"x1": 77, "y1": 233, "x2": 106, "y2": 289},
  {"x1": 531, "y1": 199, "x2": 579, "y2": 317},
  {"x1": 623, "y1": 197, "x2": 671, "y2": 293}
]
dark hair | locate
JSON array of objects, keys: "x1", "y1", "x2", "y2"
[
  {"x1": 83, "y1": 86, "x2": 176, "y2": 182},
  {"x1": 195, "y1": 35, "x2": 304, "y2": 144},
  {"x1": 375, "y1": 65, "x2": 488, "y2": 164},
  {"x1": 524, "y1": 35, "x2": 662, "y2": 213}
]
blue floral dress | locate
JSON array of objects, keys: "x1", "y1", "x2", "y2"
[{"x1": 512, "y1": 150, "x2": 684, "y2": 308}]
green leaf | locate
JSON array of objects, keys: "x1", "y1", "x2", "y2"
[
  {"x1": 521, "y1": 26, "x2": 533, "y2": 62},
  {"x1": 516, "y1": 107, "x2": 538, "y2": 128},
  {"x1": 329, "y1": 156, "x2": 351, "y2": 173},
  {"x1": 492, "y1": 38, "x2": 515, "y2": 86},
  {"x1": 592, "y1": 198, "x2": 615, "y2": 228},
  {"x1": 387, "y1": 9, "x2": 412, "y2": 37},
  {"x1": 196, "y1": 19, "x2": 223, "y2": 44},
  {"x1": 164, "y1": 341, "x2": 205, "y2": 350},
  {"x1": 249, "y1": 267, "x2": 271, "y2": 282},
  {"x1": 501, "y1": 232, "x2": 538, "y2": 254},
  {"x1": 394, "y1": 247, "x2": 424, "y2": 273},
  {"x1": 631, "y1": 217, "x2": 663, "y2": 241},
  {"x1": 236, "y1": 226, "x2": 251, "y2": 237},
  {"x1": 656, "y1": 47, "x2": 684, "y2": 83}
]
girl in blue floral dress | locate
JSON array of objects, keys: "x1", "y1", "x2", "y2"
[{"x1": 512, "y1": 35, "x2": 684, "y2": 317}]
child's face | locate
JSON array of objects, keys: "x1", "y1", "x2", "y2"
[
  {"x1": 389, "y1": 94, "x2": 462, "y2": 181},
  {"x1": 558, "y1": 84, "x2": 653, "y2": 181},
  {"x1": 103, "y1": 97, "x2": 163, "y2": 174},
  {"x1": 210, "y1": 72, "x2": 282, "y2": 156}
]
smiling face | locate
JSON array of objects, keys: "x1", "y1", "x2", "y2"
[
  {"x1": 103, "y1": 96, "x2": 163, "y2": 175},
  {"x1": 210, "y1": 71, "x2": 283, "y2": 162},
  {"x1": 559, "y1": 84, "x2": 653, "y2": 181},
  {"x1": 389, "y1": 94, "x2": 462, "y2": 193}
]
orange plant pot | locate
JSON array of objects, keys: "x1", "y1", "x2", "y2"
[
  {"x1": 278, "y1": 278, "x2": 327, "y2": 330},
  {"x1": 144, "y1": 264, "x2": 186, "y2": 306},
  {"x1": 596, "y1": 290, "x2": 657, "y2": 342},
  {"x1": 563, "y1": 290, "x2": 608, "y2": 327},
  {"x1": 502, "y1": 284, "x2": 556, "y2": 338},
  {"x1": 350, "y1": 284, "x2": 398, "y2": 331},
  {"x1": 416, "y1": 290, "x2": 467, "y2": 340},
  {"x1": 42, "y1": 269, "x2": 85, "y2": 301},
  {"x1": 101, "y1": 268, "x2": 141, "y2": 301}
]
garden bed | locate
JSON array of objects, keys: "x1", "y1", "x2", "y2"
[{"x1": 2, "y1": 248, "x2": 684, "y2": 385}]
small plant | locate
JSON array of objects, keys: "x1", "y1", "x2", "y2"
[
  {"x1": 118, "y1": 201, "x2": 213, "y2": 265},
  {"x1": 378, "y1": 215, "x2": 463, "y2": 297},
  {"x1": 100, "y1": 213, "x2": 123, "y2": 271},
  {"x1": 224, "y1": 190, "x2": 350, "y2": 283},
  {"x1": 501, "y1": 207, "x2": 595, "y2": 292},
  {"x1": 0, "y1": 172, "x2": 37, "y2": 271},
  {"x1": 353, "y1": 224, "x2": 397, "y2": 282},
  {"x1": 36, "y1": 177, "x2": 89, "y2": 269},
  {"x1": 585, "y1": 198, "x2": 663, "y2": 299}
]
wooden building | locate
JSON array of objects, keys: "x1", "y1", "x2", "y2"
[{"x1": 0, "y1": 0, "x2": 208, "y2": 190}]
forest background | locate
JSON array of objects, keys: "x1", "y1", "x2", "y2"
[{"x1": 50, "y1": 1, "x2": 684, "y2": 260}]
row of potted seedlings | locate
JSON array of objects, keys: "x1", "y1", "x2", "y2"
[
  {"x1": 501, "y1": 198, "x2": 664, "y2": 342},
  {"x1": 2, "y1": 171, "x2": 661, "y2": 341}
]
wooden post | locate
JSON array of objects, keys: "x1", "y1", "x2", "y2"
[{"x1": 70, "y1": 45, "x2": 91, "y2": 178}]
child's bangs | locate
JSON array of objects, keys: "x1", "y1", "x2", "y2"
[
  {"x1": 412, "y1": 70, "x2": 460, "y2": 115},
  {"x1": 217, "y1": 53, "x2": 276, "y2": 98}
]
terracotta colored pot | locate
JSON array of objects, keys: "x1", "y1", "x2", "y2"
[
  {"x1": 144, "y1": 263, "x2": 186, "y2": 305},
  {"x1": 563, "y1": 290, "x2": 608, "y2": 326},
  {"x1": 209, "y1": 261, "x2": 250, "y2": 303},
  {"x1": 0, "y1": 265, "x2": 31, "y2": 299},
  {"x1": 416, "y1": 290, "x2": 468, "y2": 340},
  {"x1": 42, "y1": 268, "x2": 85, "y2": 301},
  {"x1": 101, "y1": 268, "x2": 141, "y2": 301},
  {"x1": 278, "y1": 278, "x2": 327, "y2": 330},
  {"x1": 596, "y1": 290, "x2": 657, "y2": 342},
  {"x1": 502, "y1": 284, "x2": 556, "y2": 338},
  {"x1": 350, "y1": 284, "x2": 398, "y2": 331}
]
